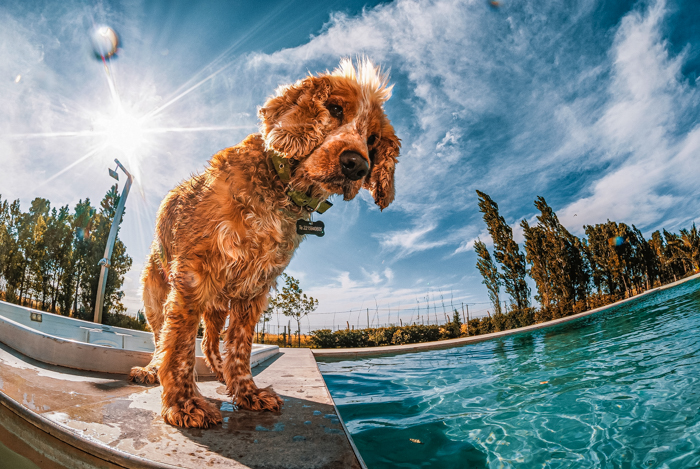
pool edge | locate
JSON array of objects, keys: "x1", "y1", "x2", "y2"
[{"x1": 312, "y1": 272, "x2": 700, "y2": 358}]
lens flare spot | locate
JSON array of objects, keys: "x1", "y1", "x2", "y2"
[
  {"x1": 90, "y1": 25, "x2": 119, "y2": 60},
  {"x1": 608, "y1": 236, "x2": 625, "y2": 247}
]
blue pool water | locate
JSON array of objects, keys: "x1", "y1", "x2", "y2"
[{"x1": 318, "y1": 278, "x2": 700, "y2": 468}]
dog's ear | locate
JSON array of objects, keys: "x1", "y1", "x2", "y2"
[
  {"x1": 258, "y1": 76, "x2": 332, "y2": 158},
  {"x1": 364, "y1": 124, "x2": 400, "y2": 210}
]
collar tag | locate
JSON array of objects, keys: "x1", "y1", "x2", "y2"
[{"x1": 296, "y1": 220, "x2": 325, "y2": 237}]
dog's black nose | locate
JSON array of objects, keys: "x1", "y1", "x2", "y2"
[{"x1": 340, "y1": 151, "x2": 369, "y2": 181}]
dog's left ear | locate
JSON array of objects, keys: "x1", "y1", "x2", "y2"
[
  {"x1": 364, "y1": 123, "x2": 400, "y2": 210},
  {"x1": 258, "y1": 76, "x2": 332, "y2": 158}
]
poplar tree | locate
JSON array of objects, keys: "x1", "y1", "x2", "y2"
[
  {"x1": 476, "y1": 190, "x2": 530, "y2": 311},
  {"x1": 527, "y1": 197, "x2": 589, "y2": 316},
  {"x1": 630, "y1": 225, "x2": 659, "y2": 290},
  {"x1": 521, "y1": 219, "x2": 552, "y2": 308},
  {"x1": 473, "y1": 239, "x2": 502, "y2": 315},
  {"x1": 663, "y1": 229, "x2": 689, "y2": 280},
  {"x1": 679, "y1": 224, "x2": 699, "y2": 272}
]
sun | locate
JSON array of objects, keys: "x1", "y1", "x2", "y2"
[{"x1": 94, "y1": 105, "x2": 149, "y2": 157}]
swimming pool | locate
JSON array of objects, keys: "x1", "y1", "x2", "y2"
[{"x1": 318, "y1": 278, "x2": 700, "y2": 468}]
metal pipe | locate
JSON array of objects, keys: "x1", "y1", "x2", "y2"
[{"x1": 93, "y1": 159, "x2": 132, "y2": 324}]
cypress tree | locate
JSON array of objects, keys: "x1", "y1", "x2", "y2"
[
  {"x1": 521, "y1": 219, "x2": 552, "y2": 308},
  {"x1": 474, "y1": 239, "x2": 502, "y2": 315},
  {"x1": 530, "y1": 196, "x2": 588, "y2": 316},
  {"x1": 476, "y1": 190, "x2": 530, "y2": 311},
  {"x1": 679, "y1": 224, "x2": 699, "y2": 273}
]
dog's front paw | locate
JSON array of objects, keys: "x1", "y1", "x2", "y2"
[
  {"x1": 162, "y1": 397, "x2": 223, "y2": 428},
  {"x1": 236, "y1": 386, "x2": 283, "y2": 412},
  {"x1": 129, "y1": 365, "x2": 159, "y2": 385}
]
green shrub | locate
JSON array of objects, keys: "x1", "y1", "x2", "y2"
[
  {"x1": 309, "y1": 329, "x2": 336, "y2": 348},
  {"x1": 310, "y1": 324, "x2": 442, "y2": 348},
  {"x1": 335, "y1": 329, "x2": 369, "y2": 348}
]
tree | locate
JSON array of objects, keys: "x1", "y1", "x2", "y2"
[
  {"x1": 0, "y1": 197, "x2": 23, "y2": 302},
  {"x1": 473, "y1": 239, "x2": 502, "y2": 315},
  {"x1": 70, "y1": 199, "x2": 97, "y2": 316},
  {"x1": 258, "y1": 306, "x2": 273, "y2": 344},
  {"x1": 274, "y1": 273, "x2": 318, "y2": 347},
  {"x1": 522, "y1": 197, "x2": 588, "y2": 318},
  {"x1": 631, "y1": 225, "x2": 659, "y2": 290},
  {"x1": 476, "y1": 190, "x2": 530, "y2": 311},
  {"x1": 584, "y1": 220, "x2": 637, "y2": 297},
  {"x1": 679, "y1": 224, "x2": 700, "y2": 273},
  {"x1": 43, "y1": 206, "x2": 74, "y2": 313},
  {"x1": 662, "y1": 229, "x2": 687, "y2": 281},
  {"x1": 521, "y1": 219, "x2": 551, "y2": 309},
  {"x1": 0, "y1": 187, "x2": 132, "y2": 320}
]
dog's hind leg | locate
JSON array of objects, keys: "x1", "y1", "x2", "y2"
[
  {"x1": 129, "y1": 253, "x2": 169, "y2": 385},
  {"x1": 224, "y1": 295, "x2": 283, "y2": 412},
  {"x1": 201, "y1": 307, "x2": 227, "y2": 383},
  {"x1": 158, "y1": 289, "x2": 222, "y2": 428}
]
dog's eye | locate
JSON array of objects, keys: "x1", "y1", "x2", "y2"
[
  {"x1": 367, "y1": 135, "x2": 377, "y2": 146},
  {"x1": 327, "y1": 104, "x2": 343, "y2": 120}
]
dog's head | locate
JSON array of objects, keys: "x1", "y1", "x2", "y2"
[{"x1": 258, "y1": 58, "x2": 400, "y2": 210}]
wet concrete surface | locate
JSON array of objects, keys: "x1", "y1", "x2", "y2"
[{"x1": 0, "y1": 343, "x2": 362, "y2": 468}]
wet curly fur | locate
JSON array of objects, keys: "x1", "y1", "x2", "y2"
[{"x1": 129, "y1": 58, "x2": 400, "y2": 429}]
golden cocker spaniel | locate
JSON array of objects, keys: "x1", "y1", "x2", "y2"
[{"x1": 129, "y1": 58, "x2": 400, "y2": 428}]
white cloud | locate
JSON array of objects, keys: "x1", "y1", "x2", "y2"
[
  {"x1": 376, "y1": 222, "x2": 447, "y2": 257},
  {"x1": 383, "y1": 268, "x2": 394, "y2": 282},
  {"x1": 560, "y1": 0, "x2": 700, "y2": 234}
]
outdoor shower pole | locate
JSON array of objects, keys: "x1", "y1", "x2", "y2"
[{"x1": 93, "y1": 159, "x2": 132, "y2": 324}]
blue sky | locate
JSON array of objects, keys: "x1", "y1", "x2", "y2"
[{"x1": 2, "y1": 0, "x2": 699, "y2": 330}]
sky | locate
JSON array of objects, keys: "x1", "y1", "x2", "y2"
[{"x1": 2, "y1": 0, "x2": 700, "y2": 332}]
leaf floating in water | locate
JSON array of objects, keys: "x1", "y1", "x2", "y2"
[
  {"x1": 540, "y1": 381, "x2": 549, "y2": 384},
  {"x1": 409, "y1": 438, "x2": 423, "y2": 444}
]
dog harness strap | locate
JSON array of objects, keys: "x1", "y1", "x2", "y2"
[{"x1": 269, "y1": 150, "x2": 332, "y2": 214}]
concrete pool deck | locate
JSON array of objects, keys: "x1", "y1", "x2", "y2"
[
  {"x1": 313, "y1": 272, "x2": 700, "y2": 359},
  {"x1": 0, "y1": 344, "x2": 364, "y2": 469}
]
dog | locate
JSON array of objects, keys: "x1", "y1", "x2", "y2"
[{"x1": 128, "y1": 58, "x2": 400, "y2": 428}]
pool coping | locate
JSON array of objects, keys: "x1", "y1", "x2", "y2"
[{"x1": 312, "y1": 272, "x2": 700, "y2": 359}]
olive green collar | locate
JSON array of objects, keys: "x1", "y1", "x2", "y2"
[{"x1": 269, "y1": 150, "x2": 332, "y2": 214}]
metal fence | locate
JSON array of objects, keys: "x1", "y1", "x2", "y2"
[{"x1": 257, "y1": 300, "x2": 506, "y2": 336}]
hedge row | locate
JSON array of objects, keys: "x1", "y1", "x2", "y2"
[
  {"x1": 309, "y1": 295, "x2": 621, "y2": 349},
  {"x1": 310, "y1": 312, "x2": 463, "y2": 348}
]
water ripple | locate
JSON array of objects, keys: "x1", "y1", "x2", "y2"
[{"x1": 319, "y1": 279, "x2": 700, "y2": 468}]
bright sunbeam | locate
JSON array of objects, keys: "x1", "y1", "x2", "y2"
[{"x1": 34, "y1": 144, "x2": 107, "y2": 189}]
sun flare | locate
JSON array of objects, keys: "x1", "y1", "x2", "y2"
[{"x1": 94, "y1": 106, "x2": 149, "y2": 157}]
